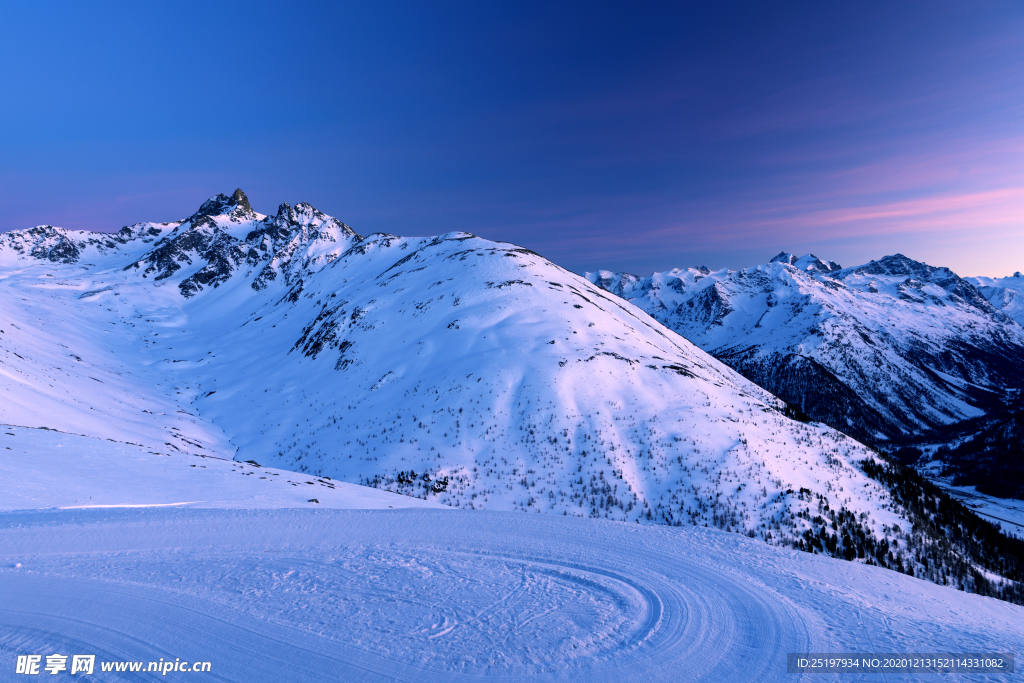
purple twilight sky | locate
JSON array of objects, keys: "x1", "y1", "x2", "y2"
[{"x1": 1, "y1": 1, "x2": 1022, "y2": 276}]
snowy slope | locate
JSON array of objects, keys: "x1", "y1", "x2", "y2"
[
  {"x1": 1, "y1": 507, "x2": 1021, "y2": 682},
  {"x1": 966, "y1": 272, "x2": 1024, "y2": 326},
  {"x1": 1, "y1": 192, "x2": 1021, "y2": 597},
  {"x1": 0, "y1": 426, "x2": 442, "y2": 511},
  {"x1": 0, "y1": 258, "x2": 234, "y2": 456},
  {"x1": 588, "y1": 253, "x2": 1024, "y2": 445}
]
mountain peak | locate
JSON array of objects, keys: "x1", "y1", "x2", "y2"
[
  {"x1": 853, "y1": 253, "x2": 936, "y2": 278},
  {"x1": 231, "y1": 188, "x2": 251, "y2": 211},
  {"x1": 274, "y1": 201, "x2": 325, "y2": 222},
  {"x1": 768, "y1": 252, "x2": 840, "y2": 272},
  {"x1": 584, "y1": 270, "x2": 640, "y2": 297},
  {"x1": 189, "y1": 188, "x2": 256, "y2": 223}
]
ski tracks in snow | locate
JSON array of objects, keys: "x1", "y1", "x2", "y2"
[{"x1": 0, "y1": 508, "x2": 1020, "y2": 682}]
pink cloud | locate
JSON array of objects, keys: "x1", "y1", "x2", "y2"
[{"x1": 810, "y1": 187, "x2": 1024, "y2": 226}]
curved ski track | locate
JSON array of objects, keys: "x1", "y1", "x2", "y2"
[{"x1": 1, "y1": 509, "x2": 1020, "y2": 682}]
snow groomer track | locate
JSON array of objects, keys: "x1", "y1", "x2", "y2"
[{"x1": 1, "y1": 508, "x2": 1021, "y2": 682}]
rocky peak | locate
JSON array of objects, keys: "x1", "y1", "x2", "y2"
[
  {"x1": 851, "y1": 254, "x2": 935, "y2": 278},
  {"x1": 840, "y1": 254, "x2": 995, "y2": 313},
  {"x1": 585, "y1": 271, "x2": 640, "y2": 298},
  {"x1": 23, "y1": 225, "x2": 82, "y2": 263},
  {"x1": 246, "y1": 201, "x2": 359, "y2": 246},
  {"x1": 769, "y1": 252, "x2": 840, "y2": 273},
  {"x1": 189, "y1": 188, "x2": 256, "y2": 224},
  {"x1": 793, "y1": 254, "x2": 827, "y2": 272},
  {"x1": 121, "y1": 191, "x2": 365, "y2": 298},
  {"x1": 269, "y1": 202, "x2": 325, "y2": 231}
]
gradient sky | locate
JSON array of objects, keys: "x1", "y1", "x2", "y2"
[{"x1": 2, "y1": 1, "x2": 1022, "y2": 276}]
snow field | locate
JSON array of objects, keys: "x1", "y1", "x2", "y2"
[
  {"x1": 0, "y1": 261, "x2": 233, "y2": 457},
  {"x1": 1, "y1": 508, "x2": 1021, "y2": 682}
]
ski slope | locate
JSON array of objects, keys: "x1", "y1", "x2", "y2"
[
  {"x1": 1, "y1": 506, "x2": 1021, "y2": 682},
  {"x1": 2, "y1": 425, "x2": 1017, "y2": 683}
]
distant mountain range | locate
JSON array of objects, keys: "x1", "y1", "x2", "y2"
[
  {"x1": 588, "y1": 252, "x2": 1024, "y2": 498},
  {"x1": 965, "y1": 272, "x2": 1024, "y2": 326},
  {"x1": 2, "y1": 190, "x2": 1022, "y2": 602}
]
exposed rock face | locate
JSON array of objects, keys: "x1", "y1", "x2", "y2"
[
  {"x1": 0, "y1": 224, "x2": 153, "y2": 264},
  {"x1": 123, "y1": 189, "x2": 256, "y2": 290},
  {"x1": 769, "y1": 252, "x2": 842, "y2": 273},
  {"x1": 2, "y1": 190, "x2": 362, "y2": 302},
  {"x1": 191, "y1": 188, "x2": 257, "y2": 224},
  {"x1": 246, "y1": 202, "x2": 359, "y2": 291}
]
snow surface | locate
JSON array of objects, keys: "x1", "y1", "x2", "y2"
[
  {"x1": 4, "y1": 420, "x2": 1016, "y2": 682},
  {"x1": 0, "y1": 426, "x2": 441, "y2": 511},
  {"x1": 1, "y1": 507, "x2": 1022, "y2": 682}
]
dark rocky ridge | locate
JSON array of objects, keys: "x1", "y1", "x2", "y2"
[
  {"x1": 0, "y1": 223, "x2": 165, "y2": 264},
  {"x1": 121, "y1": 190, "x2": 362, "y2": 298}
]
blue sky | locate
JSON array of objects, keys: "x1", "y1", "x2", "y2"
[{"x1": 2, "y1": 1, "x2": 1022, "y2": 276}]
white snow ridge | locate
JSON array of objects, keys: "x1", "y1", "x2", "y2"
[{"x1": 1, "y1": 191, "x2": 1021, "y2": 682}]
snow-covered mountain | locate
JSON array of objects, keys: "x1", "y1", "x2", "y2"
[
  {"x1": 2, "y1": 192, "x2": 1022, "y2": 600},
  {"x1": 966, "y1": 271, "x2": 1024, "y2": 326},
  {"x1": 588, "y1": 253, "x2": 1024, "y2": 448}
]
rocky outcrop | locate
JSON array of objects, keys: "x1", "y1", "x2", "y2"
[
  {"x1": 117, "y1": 190, "x2": 363, "y2": 298},
  {"x1": 247, "y1": 202, "x2": 360, "y2": 291}
]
